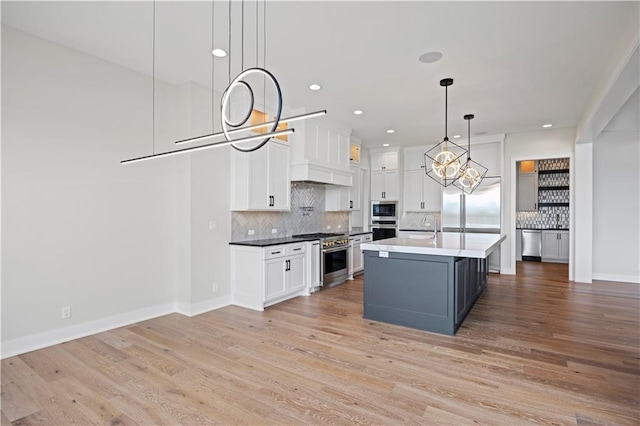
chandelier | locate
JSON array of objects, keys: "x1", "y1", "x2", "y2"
[{"x1": 423, "y1": 78, "x2": 467, "y2": 187}]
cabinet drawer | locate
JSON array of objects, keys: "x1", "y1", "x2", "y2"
[
  {"x1": 264, "y1": 246, "x2": 287, "y2": 259},
  {"x1": 353, "y1": 237, "x2": 363, "y2": 244},
  {"x1": 286, "y1": 243, "x2": 306, "y2": 256},
  {"x1": 363, "y1": 234, "x2": 372, "y2": 242}
]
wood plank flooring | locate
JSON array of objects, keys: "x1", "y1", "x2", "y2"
[{"x1": 2, "y1": 262, "x2": 639, "y2": 425}]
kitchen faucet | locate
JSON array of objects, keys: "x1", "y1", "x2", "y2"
[{"x1": 422, "y1": 213, "x2": 438, "y2": 239}]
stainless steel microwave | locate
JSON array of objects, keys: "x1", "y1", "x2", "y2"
[{"x1": 371, "y1": 201, "x2": 397, "y2": 220}]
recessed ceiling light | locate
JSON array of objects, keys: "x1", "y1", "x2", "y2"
[
  {"x1": 543, "y1": 124, "x2": 553, "y2": 128},
  {"x1": 453, "y1": 135, "x2": 461, "y2": 139},
  {"x1": 353, "y1": 110, "x2": 364, "y2": 115},
  {"x1": 418, "y1": 51, "x2": 444, "y2": 64},
  {"x1": 386, "y1": 129, "x2": 395, "y2": 134},
  {"x1": 211, "y1": 48, "x2": 227, "y2": 57},
  {"x1": 309, "y1": 84, "x2": 322, "y2": 91},
  {"x1": 383, "y1": 143, "x2": 390, "y2": 147}
]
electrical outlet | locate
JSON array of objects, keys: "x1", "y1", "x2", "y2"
[
  {"x1": 271, "y1": 228, "x2": 277, "y2": 234},
  {"x1": 209, "y1": 221, "x2": 217, "y2": 231},
  {"x1": 327, "y1": 225, "x2": 331, "y2": 230},
  {"x1": 61, "y1": 306, "x2": 71, "y2": 319},
  {"x1": 337, "y1": 225, "x2": 342, "y2": 229},
  {"x1": 212, "y1": 282, "x2": 218, "y2": 293},
  {"x1": 248, "y1": 230, "x2": 255, "y2": 235}
]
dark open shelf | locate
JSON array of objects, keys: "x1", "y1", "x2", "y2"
[
  {"x1": 538, "y1": 202, "x2": 570, "y2": 207},
  {"x1": 538, "y1": 169, "x2": 570, "y2": 175},
  {"x1": 538, "y1": 185, "x2": 570, "y2": 191}
]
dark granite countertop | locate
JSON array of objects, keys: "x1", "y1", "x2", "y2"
[
  {"x1": 517, "y1": 227, "x2": 569, "y2": 231},
  {"x1": 229, "y1": 235, "x2": 321, "y2": 247},
  {"x1": 349, "y1": 231, "x2": 372, "y2": 236}
]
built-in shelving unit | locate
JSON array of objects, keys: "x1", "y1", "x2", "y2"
[{"x1": 538, "y1": 169, "x2": 570, "y2": 175}]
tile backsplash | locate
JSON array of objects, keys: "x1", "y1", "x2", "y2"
[
  {"x1": 231, "y1": 182, "x2": 349, "y2": 241},
  {"x1": 400, "y1": 212, "x2": 441, "y2": 231},
  {"x1": 517, "y1": 158, "x2": 570, "y2": 229}
]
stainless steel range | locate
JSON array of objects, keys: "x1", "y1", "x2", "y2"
[{"x1": 293, "y1": 233, "x2": 350, "y2": 289}]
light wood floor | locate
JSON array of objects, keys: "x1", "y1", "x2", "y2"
[{"x1": 2, "y1": 262, "x2": 639, "y2": 425}]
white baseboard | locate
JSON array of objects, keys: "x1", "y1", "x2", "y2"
[
  {"x1": 592, "y1": 273, "x2": 640, "y2": 284},
  {"x1": 1, "y1": 303, "x2": 176, "y2": 359},
  {"x1": 175, "y1": 295, "x2": 232, "y2": 317}
]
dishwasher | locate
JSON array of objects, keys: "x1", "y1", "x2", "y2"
[{"x1": 521, "y1": 229, "x2": 542, "y2": 261}]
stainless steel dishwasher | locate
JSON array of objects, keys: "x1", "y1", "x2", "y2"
[{"x1": 521, "y1": 229, "x2": 542, "y2": 261}]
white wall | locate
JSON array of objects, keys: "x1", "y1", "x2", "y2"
[
  {"x1": 502, "y1": 128, "x2": 576, "y2": 276},
  {"x1": 592, "y1": 89, "x2": 640, "y2": 283},
  {"x1": 1, "y1": 26, "x2": 233, "y2": 357}
]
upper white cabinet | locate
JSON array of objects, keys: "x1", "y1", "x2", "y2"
[
  {"x1": 371, "y1": 170, "x2": 399, "y2": 201},
  {"x1": 290, "y1": 116, "x2": 352, "y2": 186},
  {"x1": 326, "y1": 165, "x2": 362, "y2": 211},
  {"x1": 403, "y1": 146, "x2": 441, "y2": 212},
  {"x1": 371, "y1": 150, "x2": 399, "y2": 171},
  {"x1": 231, "y1": 140, "x2": 291, "y2": 211},
  {"x1": 350, "y1": 135, "x2": 362, "y2": 165},
  {"x1": 370, "y1": 148, "x2": 401, "y2": 201},
  {"x1": 403, "y1": 170, "x2": 441, "y2": 212}
]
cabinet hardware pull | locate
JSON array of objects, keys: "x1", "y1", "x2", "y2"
[
  {"x1": 312, "y1": 243, "x2": 319, "y2": 246},
  {"x1": 293, "y1": 248, "x2": 301, "y2": 251},
  {"x1": 271, "y1": 251, "x2": 281, "y2": 255},
  {"x1": 350, "y1": 200, "x2": 353, "y2": 209}
]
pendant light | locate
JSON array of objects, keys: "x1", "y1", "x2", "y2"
[
  {"x1": 452, "y1": 114, "x2": 488, "y2": 194},
  {"x1": 423, "y1": 78, "x2": 467, "y2": 187},
  {"x1": 121, "y1": 0, "x2": 326, "y2": 165}
]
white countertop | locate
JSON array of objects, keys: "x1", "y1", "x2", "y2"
[{"x1": 361, "y1": 232, "x2": 506, "y2": 258}]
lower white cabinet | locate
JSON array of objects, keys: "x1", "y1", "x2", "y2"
[
  {"x1": 231, "y1": 242, "x2": 308, "y2": 310},
  {"x1": 349, "y1": 233, "x2": 371, "y2": 278},
  {"x1": 306, "y1": 240, "x2": 321, "y2": 291},
  {"x1": 541, "y1": 230, "x2": 569, "y2": 263}
]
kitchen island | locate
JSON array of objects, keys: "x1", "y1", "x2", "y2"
[{"x1": 361, "y1": 233, "x2": 506, "y2": 335}]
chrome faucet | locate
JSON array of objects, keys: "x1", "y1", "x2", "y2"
[{"x1": 422, "y1": 213, "x2": 438, "y2": 239}]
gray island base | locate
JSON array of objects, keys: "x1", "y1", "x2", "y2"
[{"x1": 361, "y1": 233, "x2": 505, "y2": 335}]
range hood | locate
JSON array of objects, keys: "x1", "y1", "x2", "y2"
[{"x1": 291, "y1": 161, "x2": 353, "y2": 186}]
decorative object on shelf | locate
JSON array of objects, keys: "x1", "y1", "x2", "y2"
[
  {"x1": 122, "y1": 0, "x2": 326, "y2": 165},
  {"x1": 452, "y1": 114, "x2": 488, "y2": 194},
  {"x1": 424, "y1": 78, "x2": 467, "y2": 187}
]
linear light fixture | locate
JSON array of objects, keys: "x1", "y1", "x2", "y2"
[
  {"x1": 121, "y1": 0, "x2": 327, "y2": 165},
  {"x1": 121, "y1": 129, "x2": 293, "y2": 165},
  {"x1": 175, "y1": 109, "x2": 326, "y2": 145}
]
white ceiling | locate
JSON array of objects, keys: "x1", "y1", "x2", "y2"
[{"x1": 2, "y1": 1, "x2": 638, "y2": 148}]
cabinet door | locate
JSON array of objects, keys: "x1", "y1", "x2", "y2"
[
  {"x1": 384, "y1": 151, "x2": 399, "y2": 170},
  {"x1": 403, "y1": 170, "x2": 424, "y2": 211},
  {"x1": 307, "y1": 241, "x2": 321, "y2": 289},
  {"x1": 352, "y1": 243, "x2": 363, "y2": 273},
  {"x1": 404, "y1": 148, "x2": 427, "y2": 171},
  {"x1": 248, "y1": 143, "x2": 271, "y2": 209},
  {"x1": 268, "y1": 142, "x2": 290, "y2": 210},
  {"x1": 517, "y1": 173, "x2": 538, "y2": 211},
  {"x1": 541, "y1": 231, "x2": 559, "y2": 260},
  {"x1": 371, "y1": 171, "x2": 385, "y2": 200},
  {"x1": 326, "y1": 186, "x2": 350, "y2": 211},
  {"x1": 422, "y1": 175, "x2": 442, "y2": 211},
  {"x1": 455, "y1": 258, "x2": 469, "y2": 325},
  {"x1": 384, "y1": 170, "x2": 399, "y2": 201},
  {"x1": 265, "y1": 258, "x2": 286, "y2": 301},
  {"x1": 558, "y1": 231, "x2": 570, "y2": 261},
  {"x1": 287, "y1": 255, "x2": 306, "y2": 292},
  {"x1": 371, "y1": 153, "x2": 385, "y2": 171},
  {"x1": 350, "y1": 167, "x2": 361, "y2": 210}
]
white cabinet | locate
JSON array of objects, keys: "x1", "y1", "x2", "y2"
[
  {"x1": 349, "y1": 233, "x2": 371, "y2": 277},
  {"x1": 403, "y1": 170, "x2": 441, "y2": 212},
  {"x1": 231, "y1": 242, "x2": 308, "y2": 311},
  {"x1": 371, "y1": 170, "x2": 399, "y2": 201},
  {"x1": 231, "y1": 141, "x2": 290, "y2": 211},
  {"x1": 326, "y1": 165, "x2": 361, "y2": 211},
  {"x1": 306, "y1": 240, "x2": 321, "y2": 291},
  {"x1": 371, "y1": 151, "x2": 399, "y2": 171},
  {"x1": 542, "y1": 230, "x2": 569, "y2": 263}
]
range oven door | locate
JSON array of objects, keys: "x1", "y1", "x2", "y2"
[{"x1": 322, "y1": 246, "x2": 350, "y2": 288}]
